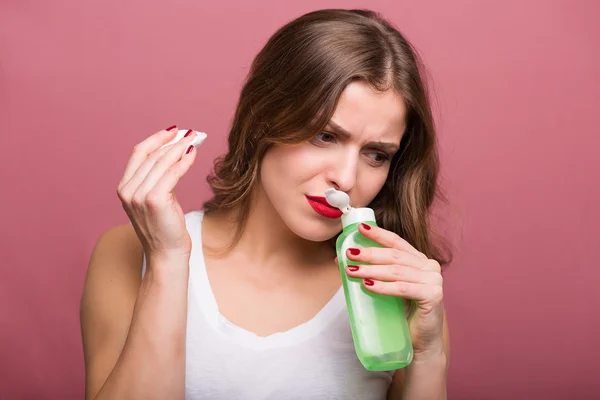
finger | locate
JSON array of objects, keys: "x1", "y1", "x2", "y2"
[
  {"x1": 358, "y1": 223, "x2": 427, "y2": 259},
  {"x1": 346, "y1": 247, "x2": 428, "y2": 270},
  {"x1": 146, "y1": 143, "x2": 198, "y2": 207},
  {"x1": 135, "y1": 133, "x2": 198, "y2": 197},
  {"x1": 118, "y1": 125, "x2": 178, "y2": 190},
  {"x1": 119, "y1": 146, "x2": 173, "y2": 200},
  {"x1": 120, "y1": 130, "x2": 195, "y2": 200},
  {"x1": 363, "y1": 279, "x2": 444, "y2": 304},
  {"x1": 345, "y1": 264, "x2": 442, "y2": 285},
  {"x1": 119, "y1": 140, "x2": 189, "y2": 202}
]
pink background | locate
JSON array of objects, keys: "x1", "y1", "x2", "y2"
[{"x1": 1, "y1": 1, "x2": 598, "y2": 398}]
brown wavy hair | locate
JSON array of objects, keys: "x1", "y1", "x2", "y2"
[{"x1": 203, "y1": 8, "x2": 452, "y2": 267}]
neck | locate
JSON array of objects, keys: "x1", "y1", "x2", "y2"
[{"x1": 203, "y1": 187, "x2": 335, "y2": 273}]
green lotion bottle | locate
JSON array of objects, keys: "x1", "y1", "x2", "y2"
[{"x1": 325, "y1": 188, "x2": 413, "y2": 371}]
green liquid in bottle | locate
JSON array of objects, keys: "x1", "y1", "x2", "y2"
[{"x1": 336, "y1": 219, "x2": 413, "y2": 371}]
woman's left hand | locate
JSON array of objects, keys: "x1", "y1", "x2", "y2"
[{"x1": 344, "y1": 223, "x2": 445, "y2": 355}]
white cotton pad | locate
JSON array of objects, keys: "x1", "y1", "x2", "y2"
[{"x1": 159, "y1": 129, "x2": 208, "y2": 151}]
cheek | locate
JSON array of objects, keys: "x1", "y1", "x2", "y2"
[
  {"x1": 356, "y1": 167, "x2": 390, "y2": 205},
  {"x1": 262, "y1": 144, "x2": 325, "y2": 183}
]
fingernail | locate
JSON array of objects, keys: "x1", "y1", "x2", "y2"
[
  {"x1": 364, "y1": 279, "x2": 374, "y2": 286},
  {"x1": 349, "y1": 248, "x2": 360, "y2": 256},
  {"x1": 348, "y1": 266, "x2": 359, "y2": 272},
  {"x1": 361, "y1": 223, "x2": 372, "y2": 230},
  {"x1": 185, "y1": 145, "x2": 194, "y2": 154},
  {"x1": 166, "y1": 125, "x2": 177, "y2": 131},
  {"x1": 184, "y1": 129, "x2": 194, "y2": 137}
]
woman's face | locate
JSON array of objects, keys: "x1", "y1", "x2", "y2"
[{"x1": 259, "y1": 81, "x2": 407, "y2": 242}]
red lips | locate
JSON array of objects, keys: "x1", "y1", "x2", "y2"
[{"x1": 306, "y1": 195, "x2": 343, "y2": 219}]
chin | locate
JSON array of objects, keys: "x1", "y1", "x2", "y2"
[{"x1": 283, "y1": 211, "x2": 341, "y2": 242}]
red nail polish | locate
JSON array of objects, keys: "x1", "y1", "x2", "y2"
[
  {"x1": 185, "y1": 145, "x2": 194, "y2": 154},
  {"x1": 361, "y1": 223, "x2": 372, "y2": 230},
  {"x1": 184, "y1": 129, "x2": 194, "y2": 137},
  {"x1": 348, "y1": 266, "x2": 359, "y2": 272},
  {"x1": 349, "y1": 248, "x2": 360, "y2": 256},
  {"x1": 166, "y1": 125, "x2": 177, "y2": 131},
  {"x1": 364, "y1": 279, "x2": 374, "y2": 286}
]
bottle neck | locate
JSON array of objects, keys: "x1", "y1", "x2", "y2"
[{"x1": 341, "y1": 207, "x2": 376, "y2": 229}]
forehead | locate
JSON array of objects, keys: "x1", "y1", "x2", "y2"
[{"x1": 330, "y1": 81, "x2": 407, "y2": 142}]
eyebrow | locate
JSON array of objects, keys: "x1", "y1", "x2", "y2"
[{"x1": 326, "y1": 120, "x2": 401, "y2": 153}]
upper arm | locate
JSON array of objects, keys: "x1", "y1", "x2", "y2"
[
  {"x1": 80, "y1": 223, "x2": 144, "y2": 400},
  {"x1": 387, "y1": 304, "x2": 450, "y2": 400}
]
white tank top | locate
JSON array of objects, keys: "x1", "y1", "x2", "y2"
[{"x1": 142, "y1": 211, "x2": 395, "y2": 399}]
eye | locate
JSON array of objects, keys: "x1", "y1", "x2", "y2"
[
  {"x1": 366, "y1": 151, "x2": 391, "y2": 166},
  {"x1": 312, "y1": 131, "x2": 337, "y2": 144}
]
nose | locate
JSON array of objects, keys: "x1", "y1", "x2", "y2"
[{"x1": 325, "y1": 152, "x2": 358, "y2": 193}]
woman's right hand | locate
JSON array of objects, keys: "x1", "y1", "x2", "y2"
[{"x1": 117, "y1": 125, "x2": 199, "y2": 263}]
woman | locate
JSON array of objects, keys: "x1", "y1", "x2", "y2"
[{"x1": 81, "y1": 8, "x2": 451, "y2": 400}]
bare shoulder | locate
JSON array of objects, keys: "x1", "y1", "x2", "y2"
[
  {"x1": 81, "y1": 223, "x2": 144, "y2": 310},
  {"x1": 80, "y1": 223, "x2": 144, "y2": 399},
  {"x1": 89, "y1": 223, "x2": 144, "y2": 272}
]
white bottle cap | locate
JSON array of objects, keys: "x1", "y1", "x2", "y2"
[
  {"x1": 324, "y1": 188, "x2": 376, "y2": 227},
  {"x1": 324, "y1": 188, "x2": 351, "y2": 213}
]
